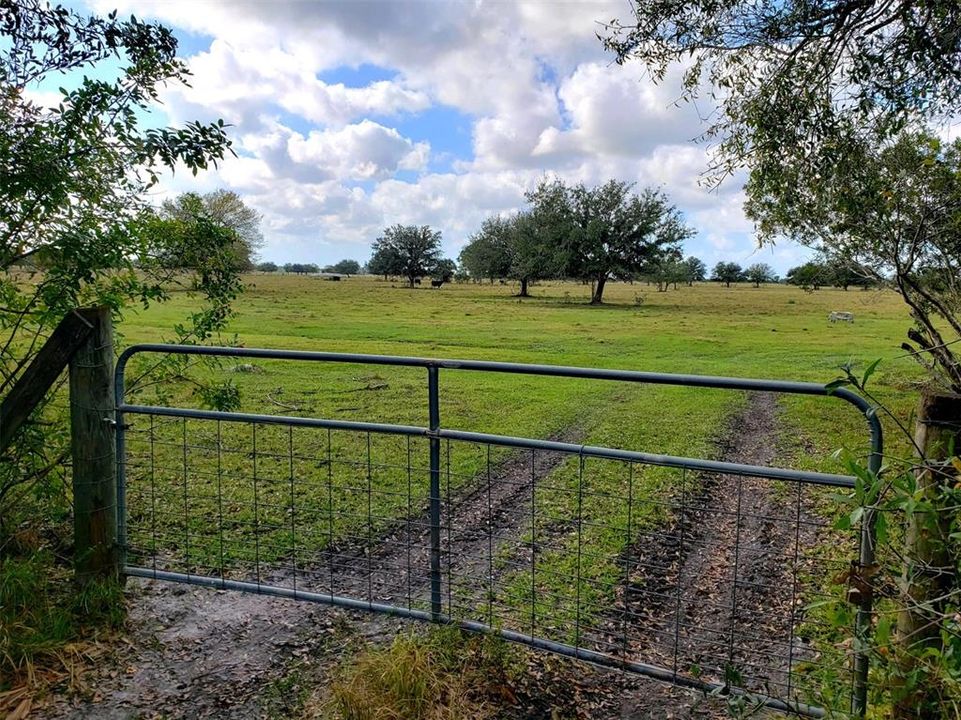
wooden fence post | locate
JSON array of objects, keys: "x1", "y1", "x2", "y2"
[
  {"x1": 895, "y1": 391, "x2": 961, "y2": 717},
  {"x1": 69, "y1": 307, "x2": 117, "y2": 583}
]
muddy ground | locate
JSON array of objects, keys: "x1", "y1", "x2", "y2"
[{"x1": 41, "y1": 393, "x2": 837, "y2": 719}]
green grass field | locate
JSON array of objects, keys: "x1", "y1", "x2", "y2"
[
  {"x1": 118, "y1": 275, "x2": 918, "y2": 576},
  {"x1": 123, "y1": 273, "x2": 914, "y2": 379},
  {"x1": 115, "y1": 275, "x2": 919, "y2": 711},
  {"x1": 119, "y1": 276, "x2": 913, "y2": 589},
  {"x1": 121, "y1": 273, "x2": 917, "y2": 457},
  {"x1": 4, "y1": 273, "x2": 923, "y2": 710}
]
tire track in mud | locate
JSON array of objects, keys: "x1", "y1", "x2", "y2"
[
  {"x1": 482, "y1": 393, "x2": 829, "y2": 720},
  {"x1": 325, "y1": 425, "x2": 586, "y2": 609},
  {"x1": 583, "y1": 393, "x2": 824, "y2": 719}
]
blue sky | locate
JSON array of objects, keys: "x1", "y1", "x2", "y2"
[{"x1": 75, "y1": 0, "x2": 811, "y2": 273}]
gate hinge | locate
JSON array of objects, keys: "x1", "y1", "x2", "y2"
[{"x1": 103, "y1": 417, "x2": 132, "y2": 429}]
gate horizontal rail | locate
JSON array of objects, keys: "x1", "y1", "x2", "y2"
[
  {"x1": 120, "y1": 402, "x2": 858, "y2": 488},
  {"x1": 115, "y1": 344, "x2": 882, "y2": 718}
]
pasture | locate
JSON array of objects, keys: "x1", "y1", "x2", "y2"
[
  {"x1": 121, "y1": 272, "x2": 917, "y2": 448},
  {"x1": 106, "y1": 274, "x2": 917, "y2": 715},
  {"x1": 119, "y1": 274, "x2": 916, "y2": 598}
]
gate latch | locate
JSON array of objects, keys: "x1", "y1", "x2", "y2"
[{"x1": 834, "y1": 560, "x2": 881, "y2": 605}]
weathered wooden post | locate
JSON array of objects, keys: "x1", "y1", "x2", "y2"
[
  {"x1": 895, "y1": 391, "x2": 961, "y2": 718},
  {"x1": 68, "y1": 307, "x2": 118, "y2": 583}
]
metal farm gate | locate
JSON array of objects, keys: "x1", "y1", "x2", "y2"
[{"x1": 114, "y1": 345, "x2": 882, "y2": 718}]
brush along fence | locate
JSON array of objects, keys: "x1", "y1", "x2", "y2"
[{"x1": 115, "y1": 345, "x2": 882, "y2": 718}]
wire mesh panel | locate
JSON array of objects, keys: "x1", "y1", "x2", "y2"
[
  {"x1": 116, "y1": 345, "x2": 882, "y2": 718},
  {"x1": 437, "y1": 444, "x2": 857, "y2": 715},
  {"x1": 124, "y1": 416, "x2": 437, "y2": 613}
]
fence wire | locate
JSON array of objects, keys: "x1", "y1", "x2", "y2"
[
  {"x1": 116, "y1": 345, "x2": 882, "y2": 718},
  {"x1": 121, "y1": 412, "x2": 863, "y2": 717}
]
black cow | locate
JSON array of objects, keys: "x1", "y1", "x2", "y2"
[{"x1": 431, "y1": 279, "x2": 444, "y2": 289}]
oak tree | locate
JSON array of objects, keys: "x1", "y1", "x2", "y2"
[
  {"x1": 527, "y1": 179, "x2": 691, "y2": 304},
  {"x1": 370, "y1": 225, "x2": 443, "y2": 288}
]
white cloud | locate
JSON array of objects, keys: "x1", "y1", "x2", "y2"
[
  {"x1": 534, "y1": 62, "x2": 705, "y2": 161},
  {"x1": 287, "y1": 121, "x2": 429, "y2": 181},
  {"x1": 21, "y1": 88, "x2": 64, "y2": 110},
  {"x1": 515, "y1": 1, "x2": 628, "y2": 70},
  {"x1": 160, "y1": 39, "x2": 429, "y2": 132},
  {"x1": 78, "y1": 0, "x2": 809, "y2": 270}
]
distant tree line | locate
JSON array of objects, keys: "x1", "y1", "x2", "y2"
[
  {"x1": 710, "y1": 262, "x2": 777, "y2": 288},
  {"x1": 324, "y1": 259, "x2": 360, "y2": 275},
  {"x1": 247, "y1": 186, "x2": 876, "y2": 299},
  {"x1": 785, "y1": 260, "x2": 876, "y2": 291},
  {"x1": 645, "y1": 256, "x2": 707, "y2": 291},
  {"x1": 254, "y1": 259, "x2": 363, "y2": 276},
  {"x1": 705, "y1": 258, "x2": 877, "y2": 290},
  {"x1": 282, "y1": 263, "x2": 319, "y2": 275},
  {"x1": 457, "y1": 179, "x2": 692, "y2": 304}
]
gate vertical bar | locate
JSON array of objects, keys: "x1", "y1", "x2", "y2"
[
  {"x1": 113, "y1": 325, "x2": 127, "y2": 578},
  {"x1": 852, "y1": 416, "x2": 883, "y2": 717},
  {"x1": 428, "y1": 365, "x2": 442, "y2": 621}
]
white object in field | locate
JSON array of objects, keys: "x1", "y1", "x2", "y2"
[{"x1": 828, "y1": 311, "x2": 854, "y2": 323}]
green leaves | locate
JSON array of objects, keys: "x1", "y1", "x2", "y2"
[
  {"x1": 603, "y1": 1, "x2": 961, "y2": 393},
  {"x1": 823, "y1": 378, "x2": 850, "y2": 395},
  {"x1": 826, "y1": 358, "x2": 883, "y2": 397},
  {"x1": 369, "y1": 225, "x2": 444, "y2": 287},
  {"x1": 861, "y1": 358, "x2": 882, "y2": 389},
  {"x1": 197, "y1": 380, "x2": 241, "y2": 413},
  {"x1": 521, "y1": 178, "x2": 692, "y2": 303},
  {"x1": 0, "y1": 2, "x2": 239, "y2": 534},
  {"x1": 458, "y1": 215, "x2": 513, "y2": 282}
]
